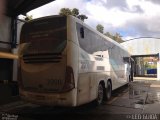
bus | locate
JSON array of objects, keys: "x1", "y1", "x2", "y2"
[{"x1": 18, "y1": 15, "x2": 132, "y2": 106}]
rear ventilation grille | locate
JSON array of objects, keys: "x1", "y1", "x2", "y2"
[{"x1": 23, "y1": 53, "x2": 62, "y2": 63}]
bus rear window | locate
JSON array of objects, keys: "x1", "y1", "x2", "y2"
[{"x1": 20, "y1": 16, "x2": 67, "y2": 54}]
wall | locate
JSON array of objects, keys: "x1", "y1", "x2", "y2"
[
  {"x1": 0, "y1": 15, "x2": 24, "y2": 82},
  {"x1": 121, "y1": 38, "x2": 160, "y2": 79},
  {"x1": 12, "y1": 19, "x2": 24, "y2": 81},
  {"x1": 0, "y1": 16, "x2": 11, "y2": 51},
  {"x1": 121, "y1": 38, "x2": 160, "y2": 55}
]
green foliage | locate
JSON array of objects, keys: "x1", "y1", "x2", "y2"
[
  {"x1": 77, "y1": 14, "x2": 88, "y2": 22},
  {"x1": 25, "y1": 15, "x2": 33, "y2": 21},
  {"x1": 145, "y1": 62, "x2": 157, "y2": 69},
  {"x1": 104, "y1": 32, "x2": 124, "y2": 43},
  {"x1": 59, "y1": 8, "x2": 72, "y2": 16},
  {"x1": 96, "y1": 24, "x2": 104, "y2": 33},
  {"x1": 59, "y1": 8, "x2": 88, "y2": 22},
  {"x1": 96, "y1": 24, "x2": 124, "y2": 43},
  {"x1": 71, "y1": 8, "x2": 79, "y2": 17}
]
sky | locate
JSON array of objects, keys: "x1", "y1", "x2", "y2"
[{"x1": 25, "y1": 0, "x2": 160, "y2": 41}]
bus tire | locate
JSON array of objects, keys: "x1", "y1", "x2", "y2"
[
  {"x1": 95, "y1": 83, "x2": 104, "y2": 105},
  {"x1": 106, "y1": 81, "x2": 112, "y2": 100},
  {"x1": 129, "y1": 75, "x2": 132, "y2": 82}
]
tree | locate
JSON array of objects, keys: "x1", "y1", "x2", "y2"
[
  {"x1": 104, "y1": 32, "x2": 113, "y2": 39},
  {"x1": 113, "y1": 32, "x2": 124, "y2": 43},
  {"x1": 96, "y1": 23, "x2": 124, "y2": 43},
  {"x1": 96, "y1": 24, "x2": 124, "y2": 43},
  {"x1": 59, "y1": 8, "x2": 72, "y2": 16},
  {"x1": 25, "y1": 15, "x2": 33, "y2": 21},
  {"x1": 96, "y1": 24, "x2": 104, "y2": 33},
  {"x1": 71, "y1": 8, "x2": 79, "y2": 17},
  {"x1": 77, "y1": 14, "x2": 88, "y2": 22},
  {"x1": 59, "y1": 8, "x2": 88, "y2": 22},
  {"x1": 104, "y1": 32, "x2": 124, "y2": 43}
]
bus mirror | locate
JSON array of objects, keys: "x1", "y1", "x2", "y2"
[{"x1": 80, "y1": 27, "x2": 84, "y2": 38}]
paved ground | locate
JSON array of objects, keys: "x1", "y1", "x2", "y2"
[
  {"x1": 0, "y1": 83, "x2": 19, "y2": 105},
  {"x1": 0, "y1": 79, "x2": 160, "y2": 120}
]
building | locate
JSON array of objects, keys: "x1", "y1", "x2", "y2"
[
  {"x1": 0, "y1": 0, "x2": 55, "y2": 104},
  {"x1": 121, "y1": 38, "x2": 160, "y2": 79}
]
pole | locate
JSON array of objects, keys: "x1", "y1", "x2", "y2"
[{"x1": 157, "y1": 53, "x2": 160, "y2": 80}]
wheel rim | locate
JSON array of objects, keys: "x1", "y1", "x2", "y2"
[{"x1": 97, "y1": 84, "x2": 103, "y2": 104}]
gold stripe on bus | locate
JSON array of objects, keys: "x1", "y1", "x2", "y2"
[{"x1": 0, "y1": 52, "x2": 18, "y2": 59}]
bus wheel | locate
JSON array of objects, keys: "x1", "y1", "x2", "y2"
[
  {"x1": 106, "y1": 81, "x2": 112, "y2": 100},
  {"x1": 129, "y1": 75, "x2": 132, "y2": 82},
  {"x1": 95, "y1": 83, "x2": 104, "y2": 105}
]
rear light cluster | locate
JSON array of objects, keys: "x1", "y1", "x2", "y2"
[
  {"x1": 62, "y1": 66, "x2": 75, "y2": 92},
  {"x1": 18, "y1": 64, "x2": 75, "y2": 93}
]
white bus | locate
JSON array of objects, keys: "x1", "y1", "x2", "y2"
[{"x1": 18, "y1": 15, "x2": 132, "y2": 106}]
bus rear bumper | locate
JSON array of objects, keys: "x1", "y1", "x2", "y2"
[{"x1": 19, "y1": 89, "x2": 77, "y2": 107}]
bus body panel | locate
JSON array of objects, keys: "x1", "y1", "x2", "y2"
[
  {"x1": 109, "y1": 45, "x2": 131, "y2": 90},
  {"x1": 20, "y1": 51, "x2": 66, "y2": 92},
  {"x1": 19, "y1": 16, "x2": 68, "y2": 93},
  {"x1": 19, "y1": 88, "x2": 77, "y2": 106},
  {"x1": 18, "y1": 15, "x2": 131, "y2": 107},
  {"x1": 66, "y1": 16, "x2": 79, "y2": 89}
]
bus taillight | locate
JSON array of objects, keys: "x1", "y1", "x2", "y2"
[{"x1": 63, "y1": 66, "x2": 75, "y2": 92}]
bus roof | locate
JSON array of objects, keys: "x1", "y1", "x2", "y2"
[
  {"x1": 22, "y1": 15, "x2": 130, "y2": 56},
  {"x1": 70, "y1": 15, "x2": 130, "y2": 55}
]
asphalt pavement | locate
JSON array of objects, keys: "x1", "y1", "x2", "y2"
[{"x1": 0, "y1": 78, "x2": 160, "y2": 120}]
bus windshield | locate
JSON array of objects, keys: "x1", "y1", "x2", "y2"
[{"x1": 20, "y1": 16, "x2": 67, "y2": 55}]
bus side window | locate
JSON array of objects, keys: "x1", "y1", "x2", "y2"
[{"x1": 80, "y1": 27, "x2": 84, "y2": 38}]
